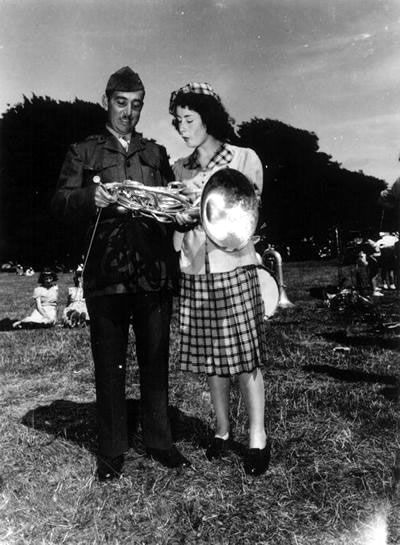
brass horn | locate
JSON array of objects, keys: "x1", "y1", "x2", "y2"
[
  {"x1": 104, "y1": 180, "x2": 193, "y2": 223},
  {"x1": 82, "y1": 180, "x2": 194, "y2": 277},
  {"x1": 200, "y1": 169, "x2": 259, "y2": 252},
  {"x1": 262, "y1": 248, "x2": 295, "y2": 308}
]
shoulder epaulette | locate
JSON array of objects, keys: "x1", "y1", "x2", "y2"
[
  {"x1": 84, "y1": 134, "x2": 107, "y2": 143},
  {"x1": 142, "y1": 138, "x2": 163, "y2": 153}
]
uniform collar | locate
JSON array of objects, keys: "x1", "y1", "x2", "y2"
[
  {"x1": 106, "y1": 125, "x2": 130, "y2": 149},
  {"x1": 104, "y1": 127, "x2": 146, "y2": 155}
]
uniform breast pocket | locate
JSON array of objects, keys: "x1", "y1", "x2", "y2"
[
  {"x1": 140, "y1": 164, "x2": 160, "y2": 187},
  {"x1": 82, "y1": 164, "x2": 118, "y2": 187}
]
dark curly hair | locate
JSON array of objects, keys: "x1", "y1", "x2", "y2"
[
  {"x1": 38, "y1": 268, "x2": 58, "y2": 285},
  {"x1": 170, "y1": 92, "x2": 236, "y2": 143}
]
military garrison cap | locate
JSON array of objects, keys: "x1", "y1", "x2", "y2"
[{"x1": 105, "y1": 66, "x2": 145, "y2": 95}]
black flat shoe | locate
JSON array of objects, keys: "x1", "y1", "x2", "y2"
[
  {"x1": 96, "y1": 454, "x2": 124, "y2": 481},
  {"x1": 205, "y1": 436, "x2": 231, "y2": 461},
  {"x1": 244, "y1": 442, "x2": 271, "y2": 476},
  {"x1": 146, "y1": 445, "x2": 191, "y2": 468}
]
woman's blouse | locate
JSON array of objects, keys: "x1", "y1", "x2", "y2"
[{"x1": 173, "y1": 144, "x2": 263, "y2": 275}]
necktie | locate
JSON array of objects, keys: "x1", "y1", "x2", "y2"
[{"x1": 119, "y1": 136, "x2": 130, "y2": 151}]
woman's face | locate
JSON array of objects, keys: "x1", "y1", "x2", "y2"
[{"x1": 175, "y1": 106, "x2": 209, "y2": 148}]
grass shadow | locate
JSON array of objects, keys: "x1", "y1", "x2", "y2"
[
  {"x1": 21, "y1": 399, "x2": 212, "y2": 453},
  {"x1": 322, "y1": 330, "x2": 400, "y2": 350},
  {"x1": 0, "y1": 317, "x2": 55, "y2": 331},
  {"x1": 303, "y1": 364, "x2": 399, "y2": 402},
  {"x1": 168, "y1": 405, "x2": 213, "y2": 447},
  {"x1": 0, "y1": 318, "x2": 16, "y2": 330},
  {"x1": 169, "y1": 404, "x2": 247, "y2": 456},
  {"x1": 21, "y1": 399, "x2": 99, "y2": 452}
]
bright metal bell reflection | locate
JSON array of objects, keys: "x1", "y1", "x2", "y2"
[{"x1": 200, "y1": 169, "x2": 259, "y2": 252}]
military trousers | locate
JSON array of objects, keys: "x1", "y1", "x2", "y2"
[{"x1": 86, "y1": 291, "x2": 174, "y2": 458}]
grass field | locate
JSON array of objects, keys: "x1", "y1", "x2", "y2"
[{"x1": 0, "y1": 261, "x2": 399, "y2": 545}]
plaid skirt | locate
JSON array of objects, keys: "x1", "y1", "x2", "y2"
[{"x1": 178, "y1": 265, "x2": 267, "y2": 376}]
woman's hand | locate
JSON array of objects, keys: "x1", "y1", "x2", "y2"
[
  {"x1": 94, "y1": 184, "x2": 118, "y2": 208},
  {"x1": 175, "y1": 209, "x2": 200, "y2": 227},
  {"x1": 180, "y1": 179, "x2": 203, "y2": 204}
]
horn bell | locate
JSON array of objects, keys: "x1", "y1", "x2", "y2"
[
  {"x1": 262, "y1": 248, "x2": 295, "y2": 309},
  {"x1": 200, "y1": 168, "x2": 259, "y2": 252}
]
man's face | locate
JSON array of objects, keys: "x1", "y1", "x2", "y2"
[{"x1": 104, "y1": 90, "x2": 144, "y2": 135}]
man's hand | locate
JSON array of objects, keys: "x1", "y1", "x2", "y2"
[{"x1": 94, "y1": 184, "x2": 118, "y2": 208}]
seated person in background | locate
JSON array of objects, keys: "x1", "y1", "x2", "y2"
[
  {"x1": 13, "y1": 269, "x2": 58, "y2": 329},
  {"x1": 62, "y1": 266, "x2": 89, "y2": 328},
  {"x1": 362, "y1": 237, "x2": 382, "y2": 296},
  {"x1": 355, "y1": 250, "x2": 371, "y2": 296},
  {"x1": 377, "y1": 233, "x2": 398, "y2": 290}
]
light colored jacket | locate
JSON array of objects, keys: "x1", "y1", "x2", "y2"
[{"x1": 173, "y1": 144, "x2": 263, "y2": 275}]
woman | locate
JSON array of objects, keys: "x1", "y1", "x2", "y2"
[{"x1": 169, "y1": 82, "x2": 269, "y2": 476}]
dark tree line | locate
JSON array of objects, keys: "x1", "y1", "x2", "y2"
[
  {"x1": 0, "y1": 95, "x2": 394, "y2": 267},
  {"x1": 238, "y1": 118, "x2": 390, "y2": 250},
  {"x1": 0, "y1": 95, "x2": 106, "y2": 267}
]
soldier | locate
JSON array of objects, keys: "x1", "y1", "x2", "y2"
[{"x1": 52, "y1": 66, "x2": 190, "y2": 480}]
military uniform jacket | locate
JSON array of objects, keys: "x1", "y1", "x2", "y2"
[{"x1": 51, "y1": 131, "x2": 178, "y2": 297}]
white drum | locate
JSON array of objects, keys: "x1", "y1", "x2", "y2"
[{"x1": 257, "y1": 266, "x2": 280, "y2": 319}]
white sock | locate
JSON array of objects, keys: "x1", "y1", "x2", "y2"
[{"x1": 215, "y1": 432, "x2": 229, "y2": 440}]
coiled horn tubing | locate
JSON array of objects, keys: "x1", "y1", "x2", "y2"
[{"x1": 107, "y1": 180, "x2": 194, "y2": 223}]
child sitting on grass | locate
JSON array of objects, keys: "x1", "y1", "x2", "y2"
[
  {"x1": 62, "y1": 266, "x2": 89, "y2": 328},
  {"x1": 13, "y1": 269, "x2": 58, "y2": 329}
]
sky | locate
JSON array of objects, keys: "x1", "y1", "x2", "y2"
[{"x1": 1, "y1": 0, "x2": 400, "y2": 184}]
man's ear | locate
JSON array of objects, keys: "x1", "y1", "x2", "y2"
[{"x1": 101, "y1": 94, "x2": 108, "y2": 111}]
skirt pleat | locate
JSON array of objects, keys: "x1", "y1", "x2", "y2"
[{"x1": 179, "y1": 265, "x2": 267, "y2": 376}]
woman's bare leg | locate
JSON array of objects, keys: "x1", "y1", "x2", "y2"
[
  {"x1": 238, "y1": 368, "x2": 267, "y2": 449},
  {"x1": 207, "y1": 375, "x2": 231, "y2": 437}
]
